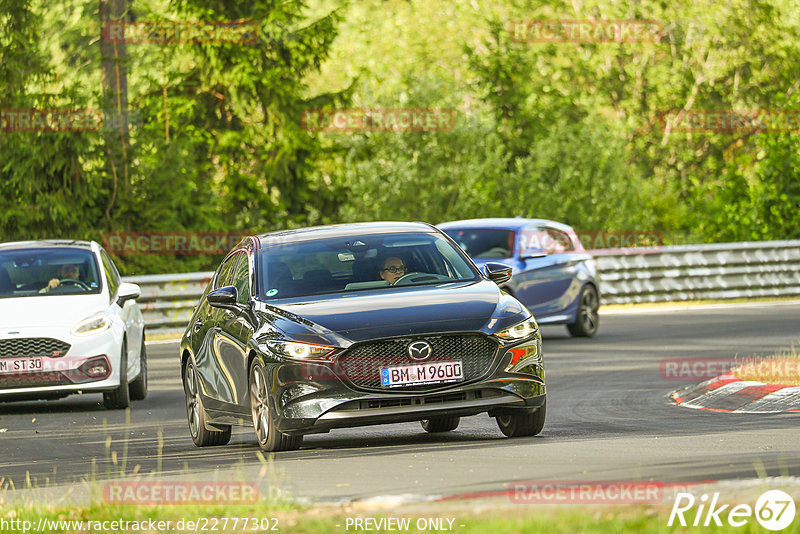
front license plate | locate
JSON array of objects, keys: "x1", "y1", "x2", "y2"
[
  {"x1": 0, "y1": 357, "x2": 44, "y2": 375},
  {"x1": 380, "y1": 361, "x2": 463, "y2": 387}
]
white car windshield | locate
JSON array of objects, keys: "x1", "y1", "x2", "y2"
[{"x1": 0, "y1": 247, "x2": 102, "y2": 298}]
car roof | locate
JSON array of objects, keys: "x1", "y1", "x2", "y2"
[
  {"x1": 257, "y1": 222, "x2": 438, "y2": 246},
  {"x1": 437, "y1": 218, "x2": 575, "y2": 233},
  {"x1": 0, "y1": 239, "x2": 95, "y2": 250}
]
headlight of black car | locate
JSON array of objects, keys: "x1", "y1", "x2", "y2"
[
  {"x1": 494, "y1": 317, "x2": 542, "y2": 374},
  {"x1": 493, "y1": 317, "x2": 539, "y2": 342},
  {"x1": 264, "y1": 341, "x2": 336, "y2": 362}
]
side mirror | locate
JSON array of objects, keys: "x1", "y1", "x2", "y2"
[
  {"x1": 519, "y1": 248, "x2": 547, "y2": 260},
  {"x1": 117, "y1": 282, "x2": 140, "y2": 306},
  {"x1": 208, "y1": 285, "x2": 238, "y2": 309},
  {"x1": 483, "y1": 262, "x2": 512, "y2": 285}
]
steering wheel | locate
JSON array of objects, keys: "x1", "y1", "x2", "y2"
[
  {"x1": 58, "y1": 279, "x2": 91, "y2": 290},
  {"x1": 393, "y1": 272, "x2": 451, "y2": 286}
]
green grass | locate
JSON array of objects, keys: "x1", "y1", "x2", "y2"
[
  {"x1": 2, "y1": 499, "x2": 799, "y2": 533},
  {"x1": 733, "y1": 344, "x2": 800, "y2": 386}
]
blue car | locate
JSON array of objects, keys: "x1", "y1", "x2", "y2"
[{"x1": 438, "y1": 218, "x2": 600, "y2": 337}]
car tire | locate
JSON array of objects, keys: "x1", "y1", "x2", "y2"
[
  {"x1": 103, "y1": 340, "x2": 131, "y2": 410},
  {"x1": 420, "y1": 416, "x2": 460, "y2": 433},
  {"x1": 249, "y1": 358, "x2": 302, "y2": 452},
  {"x1": 184, "y1": 359, "x2": 231, "y2": 447},
  {"x1": 496, "y1": 400, "x2": 546, "y2": 438},
  {"x1": 567, "y1": 285, "x2": 599, "y2": 337},
  {"x1": 129, "y1": 334, "x2": 148, "y2": 401}
]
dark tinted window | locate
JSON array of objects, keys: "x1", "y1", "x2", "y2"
[
  {"x1": 0, "y1": 247, "x2": 102, "y2": 299},
  {"x1": 100, "y1": 250, "x2": 121, "y2": 298},
  {"x1": 442, "y1": 229, "x2": 516, "y2": 259},
  {"x1": 257, "y1": 232, "x2": 478, "y2": 300},
  {"x1": 214, "y1": 252, "x2": 240, "y2": 289},
  {"x1": 232, "y1": 253, "x2": 250, "y2": 304}
]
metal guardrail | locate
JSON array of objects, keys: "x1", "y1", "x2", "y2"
[
  {"x1": 123, "y1": 240, "x2": 800, "y2": 331},
  {"x1": 596, "y1": 240, "x2": 800, "y2": 304},
  {"x1": 122, "y1": 271, "x2": 212, "y2": 332}
]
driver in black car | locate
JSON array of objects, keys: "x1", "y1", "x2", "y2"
[
  {"x1": 379, "y1": 256, "x2": 407, "y2": 285},
  {"x1": 39, "y1": 263, "x2": 81, "y2": 293}
]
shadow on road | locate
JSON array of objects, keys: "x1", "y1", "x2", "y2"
[{"x1": 0, "y1": 395, "x2": 107, "y2": 415}]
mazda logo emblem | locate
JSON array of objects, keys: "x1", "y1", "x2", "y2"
[{"x1": 408, "y1": 340, "x2": 432, "y2": 361}]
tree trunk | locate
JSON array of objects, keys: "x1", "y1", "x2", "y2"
[{"x1": 99, "y1": 0, "x2": 130, "y2": 223}]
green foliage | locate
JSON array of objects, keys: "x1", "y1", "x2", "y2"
[
  {"x1": 3, "y1": 0, "x2": 800, "y2": 274},
  {"x1": 0, "y1": 1, "x2": 105, "y2": 243},
  {"x1": 698, "y1": 129, "x2": 800, "y2": 242},
  {"x1": 1, "y1": 0, "x2": 346, "y2": 273}
]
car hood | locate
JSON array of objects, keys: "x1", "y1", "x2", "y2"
[
  {"x1": 0, "y1": 294, "x2": 108, "y2": 329},
  {"x1": 256, "y1": 280, "x2": 528, "y2": 344}
]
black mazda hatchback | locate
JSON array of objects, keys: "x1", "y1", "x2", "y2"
[{"x1": 180, "y1": 222, "x2": 546, "y2": 451}]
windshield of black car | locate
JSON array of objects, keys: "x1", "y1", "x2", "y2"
[
  {"x1": 442, "y1": 228, "x2": 516, "y2": 259},
  {"x1": 0, "y1": 247, "x2": 102, "y2": 298},
  {"x1": 256, "y1": 232, "x2": 479, "y2": 300}
]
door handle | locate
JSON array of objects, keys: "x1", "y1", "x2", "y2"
[{"x1": 193, "y1": 320, "x2": 204, "y2": 333}]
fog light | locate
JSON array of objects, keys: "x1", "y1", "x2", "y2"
[
  {"x1": 504, "y1": 341, "x2": 542, "y2": 373},
  {"x1": 86, "y1": 365, "x2": 107, "y2": 377},
  {"x1": 79, "y1": 356, "x2": 111, "y2": 379}
]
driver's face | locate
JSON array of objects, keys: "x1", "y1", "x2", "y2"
[
  {"x1": 57, "y1": 264, "x2": 80, "y2": 279},
  {"x1": 380, "y1": 257, "x2": 406, "y2": 285}
]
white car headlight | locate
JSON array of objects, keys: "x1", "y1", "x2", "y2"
[
  {"x1": 494, "y1": 317, "x2": 539, "y2": 342},
  {"x1": 264, "y1": 341, "x2": 335, "y2": 361},
  {"x1": 71, "y1": 312, "x2": 111, "y2": 336}
]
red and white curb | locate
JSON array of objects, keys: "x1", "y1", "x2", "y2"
[{"x1": 669, "y1": 373, "x2": 800, "y2": 413}]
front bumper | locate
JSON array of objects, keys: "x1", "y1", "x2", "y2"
[
  {"x1": 279, "y1": 386, "x2": 546, "y2": 435},
  {"x1": 0, "y1": 328, "x2": 123, "y2": 398},
  {"x1": 266, "y1": 335, "x2": 545, "y2": 435}
]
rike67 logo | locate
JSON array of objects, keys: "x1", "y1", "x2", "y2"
[{"x1": 669, "y1": 490, "x2": 796, "y2": 530}]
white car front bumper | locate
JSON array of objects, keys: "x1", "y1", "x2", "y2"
[{"x1": 0, "y1": 325, "x2": 125, "y2": 397}]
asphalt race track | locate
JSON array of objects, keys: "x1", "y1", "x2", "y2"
[{"x1": 1, "y1": 302, "x2": 799, "y2": 503}]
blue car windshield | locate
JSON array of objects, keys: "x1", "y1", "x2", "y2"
[
  {"x1": 0, "y1": 248, "x2": 102, "y2": 298},
  {"x1": 257, "y1": 232, "x2": 479, "y2": 300},
  {"x1": 442, "y1": 228, "x2": 516, "y2": 259}
]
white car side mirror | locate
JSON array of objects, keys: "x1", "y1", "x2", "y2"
[{"x1": 117, "y1": 282, "x2": 141, "y2": 306}]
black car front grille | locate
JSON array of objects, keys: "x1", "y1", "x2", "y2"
[
  {"x1": 336, "y1": 334, "x2": 500, "y2": 392},
  {"x1": 329, "y1": 389, "x2": 510, "y2": 412},
  {"x1": 0, "y1": 338, "x2": 71, "y2": 358}
]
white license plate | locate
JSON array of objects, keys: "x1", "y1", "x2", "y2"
[
  {"x1": 0, "y1": 357, "x2": 44, "y2": 375},
  {"x1": 380, "y1": 361, "x2": 463, "y2": 387}
]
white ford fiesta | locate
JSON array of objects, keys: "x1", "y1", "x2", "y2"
[{"x1": 0, "y1": 240, "x2": 147, "y2": 409}]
